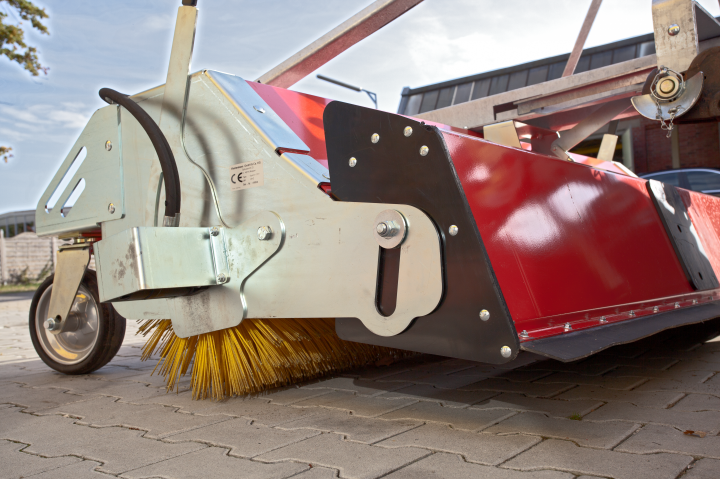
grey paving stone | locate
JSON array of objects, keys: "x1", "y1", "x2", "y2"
[
  {"x1": 292, "y1": 391, "x2": 418, "y2": 417},
  {"x1": 683, "y1": 458, "x2": 720, "y2": 479},
  {"x1": 291, "y1": 466, "x2": 339, "y2": 478},
  {"x1": 637, "y1": 374, "x2": 720, "y2": 396},
  {"x1": 42, "y1": 395, "x2": 231, "y2": 439},
  {"x1": 164, "y1": 417, "x2": 319, "y2": 457},
  {"x1": 379, "y1": 401, "x2": 515, "y2": 431},
  {"x1": 535, "y1": 372, "x2": 648, "y2": 390},
  {"x1": 256, "y1": 432, "x2": 429, "y2": 479},
  {"x1": 616, "y1": 424, "x2": 720, "y2": 458},
  {"x1": 349, "y1": 364, "x2": 413, "y2": 380},
  {"x1": 122, "y1": 445, "x2": 306, "y2": 479},
  {"x1": 593, "y1": 356, "x2": 680, "y2": 370},
  {"x1": 485, "y1": 412, "x2": 639, "y2": 449},
  {"x1": 0, "y1": 406, "x2": 204, "y2": 475},
  {"x1": 376, "y1": 370, "x2": 487, "y2": 389},
  {"x1": 470, "y1": 393, "x2": 602, "y2": 417},
  {"x1": 300, "y1": 376, "x2": 410, "y2": 396},
  {"x1": 603, "y1": 365, "x2": 703, "y2": 379},
  {"x1": 384, "y1": 452, "x2": 574, "y2": 479},
  {"x1": 376, "y1": 384, "x2": 498, "y2": 407},
  {"x1": 672, "y1": 393, "x2": 720, "y2": 411},
  {"x1": 524, "y1": 360, "x2": 617, "y2": 376},
  {"x1": 584, "y1": 402, "x2": 720, "y2": 432},
  {"x1": 278, "y1": 408, "x2": 421, "y2": 443},
  {"x1": 504, "y1": 438, "x2": 692, "y2": 479},
  {"x1": 406, "y1": 361, "x2": 478, "y2": 375},
  {"x1": 556, "y1": 385, "x2": 684, "y2": 408},
  {"x1": 263, "y1": 387, "x2": 335, "y2": 405},
  {"x1": 30, "y1": 460, "x2": 112, "y2": 479},
  {"x1": 458, "y1": 378, "x2": 574, "y2": 397},
  {"x1": 377, "y1": 423, "x2": 540, "y2": 465},
  {"x1": 0, "y1": 383, "x2": 97, "y2": 413},
  {"x1": 1, "y1": 439, "x2": 81, "y2": 479}
]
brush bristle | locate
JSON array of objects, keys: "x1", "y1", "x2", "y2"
[{"x1": 137, "y1": 318, "x2": 411, "y2": 400}]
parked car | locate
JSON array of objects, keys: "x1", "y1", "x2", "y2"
[{"x1": 640, "y1": 168, "x2": 720, "y2": 197}]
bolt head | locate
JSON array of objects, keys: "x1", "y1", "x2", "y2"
[
  {"x1": 564, "y1": 322, "x2": 572, "y2": 331},
  {"x1": 520, "y1": 330, "x2": 529, "y2": 338},
  {"x1": 44, "y1": 318, "x2": 59, "y2": 331},
  {"x1": 693, "y1": 299, "x2": 698, "y2": 304},
  {"x1": 668, "y1": 24, "x2": 680, "y2": 36},
  {"x1": 403, "y1": 126, "x2": 413, "y2": 137},
  {"x1": 210, "y1": 227, "x2": 220, "y2": 237},
  {"x1": 420, "y1": 145, "x2": 429, "y2": 156},
  {"x1": 349, "y1": 157, "x2": 357, "y2": 167},
  {"x1": 105, "y1": 140, "x2": 112, "y2": 151},
  {"x1": 675, "y1": 302, "x2": 680, "y2": 308},
  {"x1": 253, "y1": 105, "x2": 266, "y2": 113},
  {"x1": 448, "y1": 225, "x2": 458, "y2": 236},
  {"x1": 257, "y1": 226, "x2": 272, "y2": 241},
  {"x1": 653, "y1": 306, "x2": 659, "y2": 313},
  {"x1": 600, "y1": 316, "x2": 607, "y2": 323},
  {"x1": 216, "y1": 273, "x2": 227, "y2": 283},
  {"x1": 500, "y1": 346, "x2": 512, "y2": 358},
  {"x1": 479, "y1": 309, "x2": 490, "y2": 321},
  {"x1": 376, "y1": 222, "x2": 389, "y2": 236},
  {"x1": 371, "y1": 133, "x2": 380, "y2": 144},
  {"x1": 108, "y1": 203, "x2": 115, "y2": 214}
]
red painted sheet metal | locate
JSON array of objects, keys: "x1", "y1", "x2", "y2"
[
  {"x1": 440, "y1": 130, "x2": 719, "y2": 338},
  {"x1": 680, "y1": 189, "x2": 720, "y2": 276}
]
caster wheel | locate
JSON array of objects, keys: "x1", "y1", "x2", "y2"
[{"x1": 29, "y1": 269, "x2": 126, "y2": 375}]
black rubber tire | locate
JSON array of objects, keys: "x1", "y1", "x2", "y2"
[{"x1": 29, "y1": 269, "x2": 126, "y2": 375}]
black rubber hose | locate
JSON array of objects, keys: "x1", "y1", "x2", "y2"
[{"x1": 98, "y1": 88, "x2": 181, "y2": 220}]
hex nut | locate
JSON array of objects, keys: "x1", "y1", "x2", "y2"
[
  {"x1": 210, "y1": 227, "x2": 220, "y2": 237},
  {"x1": 257, "y1": 225, "x2": 273, "y2": 241},
  {"x1": 216, "y1": 273, "x2": 227, "y2": 283}
]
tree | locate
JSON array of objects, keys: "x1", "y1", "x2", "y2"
[{"x1": 1, "y1": 1, "x2": 48, "y2": 164}]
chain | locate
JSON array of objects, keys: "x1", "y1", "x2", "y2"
[{"x1": 657, "y1": 104, "x2": 678, "y2": 138}]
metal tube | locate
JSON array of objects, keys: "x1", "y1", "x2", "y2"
[{"x1": 562, "y1": 0, "x2": 603, "y2": 77}]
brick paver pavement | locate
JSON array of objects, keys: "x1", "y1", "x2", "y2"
[{"x1": 1, "y1": 290, "x2": 720, "y2": 479}]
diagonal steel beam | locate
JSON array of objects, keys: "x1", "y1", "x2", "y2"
[
  {"x1": 562, "y1": 0, "x2": 603, "y2": 77},
  {"x1": 256, "y1": 0, "x2": 423, "y2": 89}
]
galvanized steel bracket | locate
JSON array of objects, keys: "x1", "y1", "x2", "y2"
[{"x1": 47, "y1": 245, "x2": 92, "y2": 334}]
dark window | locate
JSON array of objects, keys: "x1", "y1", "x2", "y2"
[
  {"x1": 574, "y1": 55, "x2": 590, "y2": 73},
  {"x1": 419, "y1": 90, "x2": 439, "y2": 113},
  {"x1": 527, "y1": 65, "x2": 548, "y2": 86},
  {"x1": 436, "y1": 87, "x2": 455, "y2": 110},
  {"x1": 404, "y1": 94, "x2": 422, "y2": 115},
  {"x1": 454, "y1": 82, "x2": 473, "y2": 104},
  {"x1": 548, "y1": 61, "x2": 566, "y2": 80},
  {"x1": 507, "y1": 70, "x2": 528, "y2": 91},
  {"x1": 488, "y1": 74, "x2": 509, "y2": 95},
  {"x1": 686, "y1": 171, "x2": 720, "y2": 192},
  {"x1": 648, "y1": 172, "x2": 681, "y2": 187},
  {"x1": 638, "y1": 41, "x2": 656, "y2": 57},
  {"x1": 590, "y1": 50, "x2": 613, "y2": 70},
  {"x1": 613, "y1": 45, "x2": 636, "y2": 64},
  {"x1": 471, "y1": 78, "x2": 491, "y2": 100}
]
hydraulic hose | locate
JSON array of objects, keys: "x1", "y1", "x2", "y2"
[{"x1": 99, "y1": 88, "x2": 181, "y2": 223}]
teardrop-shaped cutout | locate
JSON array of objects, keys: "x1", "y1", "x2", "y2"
[
  {"x1": 60, "y1": 178, "x2": 86, "y2": 217},
  {"x1": 45, "y1": 146, "x2": 87, "y2": 213}
]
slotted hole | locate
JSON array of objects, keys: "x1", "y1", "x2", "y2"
[
  {"x1": 45, "y1": 146, "x2": 87, "y2": 213},
  {"x1": 677, "y1": 224, "x2": 683, "y2": 233},
  {"x1": 375, "y1": 246, "x2": 401, "y2": 317},
  {"x1": 699, "y1": 272, "x2": 704, "y2": 280},
  {"x1": 60, "y1": 178, "x2": 86, "y2": 217}
]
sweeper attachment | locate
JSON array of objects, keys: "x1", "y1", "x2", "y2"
[{"x1": 29, "y1": 0, "x2": 720, "y2": 399}]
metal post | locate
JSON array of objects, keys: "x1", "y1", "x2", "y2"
[
  {"x1": 622, "y1": 127, "x2": 634, "y2": 171},
  {"x1": 51, "y1": 236, "x2": 58, "y2": 273},
  {"x1": 562, "y1": 0, "x2": 603, "y2": 77},
  {"x1": 671, "y1": 127, "x2": 681, "y2": 168},
  {"x1": 0, "y1": 229, "x2": 6, "y2": 285}
]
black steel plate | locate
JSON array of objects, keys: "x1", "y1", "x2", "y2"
[
  {"x1": 324, "y1": 101, "x2": 519, "y2": 364},
  {"x1": 646, "y1": 180, "x2": 719, "y2": 291}
]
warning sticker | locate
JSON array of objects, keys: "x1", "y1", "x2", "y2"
[{"x1": 229, "y1": 160, "x2": 264, "y2": 191}]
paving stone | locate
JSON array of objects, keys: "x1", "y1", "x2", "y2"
[
  {"x1": 504, "y1": 438, "x2": 692, "y2": 479},
  {"x1": 524, "y1": 360, "x2": 617, "y2": 376},
  {"x1": 377, "y1": 384, "x2": 498, "y2": 407},
  {"x1": 406, "y1": 361, "x2": 478, "y2": 375},
  {"x1": 616, "y1": 424, "x2": 720, "y2": 458},
  {"x1": 300, "y1": 376, "x2": 410, "y2": 396},
  {"x1": 1, "y1": 439, "x2": 81, "y2": 478},
  {"x1": 556, "y1": 385, "x2": 684, "y2": 408},
  {"x1": 603, "y1": 365, "x2": 703, "y2": 379},
  {"x1": 594, "y1": 356, "x2": 680, "y2": 370},
  {"x1": 42, "y1": 395, "x2": 230, "y2": 439},
  {"x1": 29, "y1": 460, "x2": 111, "y2": 479},
  {"x1": 291, "y1": 466, "x2": 339, "y2": 478},
  {"x1": 0, "y1": 406, "x2": 205, "y2": 475},
  {"x1": 384, "y1": 452, "x2": 574, "y2": 479},
  {"x1": 349, "y1": 364, "x2": 414, "y2": 380},
  {"x1": 377, "y1": 423, "x2": 539, "y2": 465},
  {"x1": 584, "y1": 402, "x2": 720, "y2": 432},
  {"x1": 379, "y1": 401, "x2": 515, "y2": 431},
  {"x1": 672, "y1": 393, "x2": 720, "y2": 411},
  {"x1": 458, "y1": 378, "x2": 574, "y2": 397},
  {"x1": 485, "y1": 412, "x2": 639, "y2": 449},
  {"x1": 683, "y1": 458, "x2": 720, "y2": 478},
  {"x1": 263, "y1": 386, "x2": 335, "y2": 405},
  {"x1": 0, "y1": 383, "x2": 97, "y2": 413},
  {"x1": 165, "y1": 416, "x2": 319, "y2": 457},
  {"x1": 637, "y1": 374, "x2": 720, "y2": 396},
  {"x1": 122, "y1": 445, "x2": 306, "y2": 479},
  {"x1": 292, "y1": 391, "x2": 418, "y2": 417},
  {"x1": 535, "y1": 372, "x2": 648, "y2": 390},
  {"x1": 470, "y1": 393, "x2": 602, "y2": 417},
  {"x1": 278, "y1": 408, "x2": 421, "y2": 443},
  {"x1": 376, "y1": 370, "x2": 487, "y2": 389},
  {"x1": 257, "y1": 432, "x2": 429, "y2": 479}
]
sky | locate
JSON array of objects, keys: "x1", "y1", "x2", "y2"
[{"x1": 2, "y1": 0, "x2": 720, "y2": 215}]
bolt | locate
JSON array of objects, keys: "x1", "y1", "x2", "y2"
[
  {"x1": 376, "y1": 223, "x2": 388, "y2": 235},
  {"x1": 210, "y1": 227, "x2": 220, "y2": 237},
  {"x1": 564, "y1": 322, "x2": 572, "y2": 331},
  {"x1": 600, "y1": 316, "x2": 607, "y2": 324},
  {"x1": 479, "y1": 309, "x2": 490, "y2": 321},
  {"x1": 257, "y1": 226, "x2": 273, "y2": 241},
  {"x1": 675, "y1": 302, "x2": 680, "y2": 308},
  {"x1": 216, "y1": 273, "x2": 227, "y2": 283},
  {"x1": 105, "y1": 140, "x2": 112, "y2": 151},
  {"x1": 693, "y1": 299, "x2": 698, "y2": 304},
  {"x1": 500, "y1": 346, "x2": 512, "y2": 358},
  {"x1": 520, "y1": 330, "x2": 529, "y2": 338},
  {"x1": 629, "y1": 310, "x2": 635, "y2": 317},
  {"x1": 253, "y1": 105, "x2": 266, "y2": 113},
  {"x1": 371, "y1": 133, "x2": 380, "y2": 144},
  {"x1": 448, "y1": 225, "x2": 459, "y2": 236},
  {"x1": 653, "y1": 305, "x2": 659, "y2": 313},
  {"x1": 44, "y1": 318, "x2": 60, "y2": 331},
  {"x1": 349, "y1": 157, "x2": 357, "y2": 167},
  {"x1": 404, "y1": 126, "x2": 413, "y2": 137},
  {"x1": 668, "y1": 24, "x2": 680, "y2": 36},
  {"x1": 108, "y1": 203, "x2": 115, "y2": 214},
  {"x1": 420, "y1": 145, "x2": 429, "y2": 156}
]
